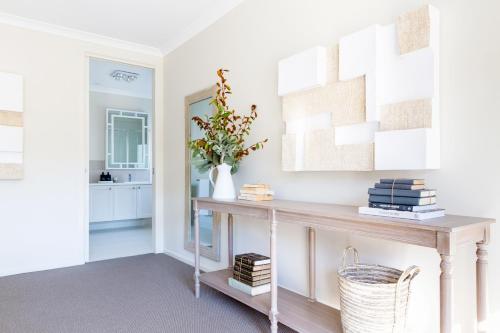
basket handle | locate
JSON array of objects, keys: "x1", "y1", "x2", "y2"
[
  {"x1": 393, "y1": 266, "x2": 421, "y2": 331},
  {"x1": 341, "y1": 246, "x2": 359, "y2": 269},
  {"x1": 397, "y1": 265, "x2": 420, "y2": 286}
]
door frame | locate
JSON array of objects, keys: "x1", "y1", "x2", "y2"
[{"x1": 83, "y1": 52, "x2": 164, "y2": 262}]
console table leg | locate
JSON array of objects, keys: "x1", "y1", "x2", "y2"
[
  {"x1": 477, "y1": 242, "x2": 488, "y2": 333},
  {"x1": 269, "y1": 209, "x2": 278, "y2": 333},
  {"x1": 194, "y1": 202, "x2": 200, "y2": 298},
  {"x1": 308, "y1": 227, "x2": 316, "y2": 302},
  {"x1": 228, "y1": 213, "x2": 234, "y2": 268},
  {"x1": 440, "y1": 254, "x2": 454, "y2": 333}
]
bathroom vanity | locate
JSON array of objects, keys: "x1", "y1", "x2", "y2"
[{"x1": 89, "y1": 183, "x2": 152, "y2": 222}]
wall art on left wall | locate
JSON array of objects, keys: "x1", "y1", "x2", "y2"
[{"x1": 0, "y1": 72, "x2": 23, "y2": 179}]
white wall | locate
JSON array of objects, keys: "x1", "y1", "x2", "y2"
[
  {"x1": 0, "y1": 22, "x2": 164, "y2": 276},
  {"x1": 89, "y1": 91, "x2": 152, "y2": 183},
  {"x1": 163, "y1": 0, "x2": 500, "y2": 332}
]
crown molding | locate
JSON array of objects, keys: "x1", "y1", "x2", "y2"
[
  {"x1": 161, "y1": 0, "x2": 245, "y2": 54},
  {"x1": 0, "y1": 12, "x2": 163, "y2": 57}
]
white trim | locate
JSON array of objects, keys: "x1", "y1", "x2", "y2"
[
  {"x1": 84, "y1": 53, "x2": 164, "y2": 263},
  {"x1": 0, "y1": 0, "x2": 245, "y2": 57},
  {"x1": 0, "y1": 11, "x2": 162, "y2": 56},
  {"x1": 160, "y1": 0, "x2": 245, "y2": 54},
  {"x1": 163, "y1": 249, "x2": 212, "y2": 273}
]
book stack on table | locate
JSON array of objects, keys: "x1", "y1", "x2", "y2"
[
  {"x1": 358, "y1": 178, "x2": 445, "y2": 220},
  {"x1": 238, "y1": 184, "x2": 274, "y2": 201},
  {"x1": 228, "y1": 253, "x2": 271, "y2": 296}
]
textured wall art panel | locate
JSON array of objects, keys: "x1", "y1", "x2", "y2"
[
  {"x1": 279, "y1": 5, "x2": 439, "y2": 171},
  {"x1": 282, "y1": 134, "x2": 298, "y2": 171},
  {"x1": 0, "y1": 72, "x2": 24, "y2": 179},
  {"x1": 379, "y1": 99, "x2": 433, "y2": 131},
  {"x1": 397, "y1": 5, "x2": 433, "y2": 54}
]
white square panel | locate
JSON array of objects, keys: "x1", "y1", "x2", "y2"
[
  {"x1": 278, "y1": 46, "x2": 327, "y2": 96},
  {"x1": 375, "y1": 128, "x2": 439, "y2": 170},
  {"x1": 0, "y1": 125, "x2": 23, "y2": 152},
  {"x1": 335, "y1": 121, "x2": 379, "y2": 145},
  {"x1": 0, "y1": 73, "x2": 23, "y2": 112}
]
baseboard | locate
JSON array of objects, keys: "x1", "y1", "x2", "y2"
[
  {"x1": 163, "y1": 249, "x2": 213, "y2": 272},
  {"x1": 0, "y1": 259, "x2": 85, "y2": 278}
]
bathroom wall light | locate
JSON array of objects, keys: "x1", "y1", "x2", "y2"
[{"x1": 110, "y1": 70, "x2": 139, "y2": 82}]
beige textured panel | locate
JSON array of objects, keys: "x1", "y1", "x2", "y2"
[
  {"x1": 283, "y1": 46, "x2": 365, "y2": 127},
  {"x1": 303, "y1": 129, "x2": 373, "y2": 171},
  {"x1": 380, "y1": 99, "x2": 433, "y2": 131},
  {"x1": 282, "y1": 134, "x2": 297, "y2": 171},
  {"x1": 397, "y1": 5, "x2": 431, "y2": 54},
  {"x1": 0, "y1": 110, "x2": 23, "y2": 127},
  {"x1": 337, "y1": 143, "x2": 374, "y2": 171},
  {"x1": 0, "y1": 163, "x2": 23, "y2": 179}
]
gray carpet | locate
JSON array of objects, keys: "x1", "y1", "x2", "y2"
[{"x1": 0, "y1": 254, "x2": 295, "y2": 333}]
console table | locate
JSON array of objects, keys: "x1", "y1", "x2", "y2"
[{"x1": 192, "y1": 198, "x2": 494, "y2": 333}]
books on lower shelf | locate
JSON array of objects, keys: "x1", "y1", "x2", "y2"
[
  {"x1": 238, "y1": 184, "x2": 274, "y2": 201},
  {"x1": 360, "y1": 178, "x2": 445, "y2": 220},
  {"x1": 228, "y1": 277, "x2": 271, "y2": 296},
  {"x1": 234, "y1": 253, "x2": 270, "y2": 265},
  {"x1": 229, "y1": 252, "x2": 271, "y2": 296}
]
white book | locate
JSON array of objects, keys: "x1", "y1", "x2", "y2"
[
  {"x1": 228, "y1": 278, "x2": 270, "y2": 296},
  {"x1": 358, "y1": 206, "x2": 445, "y2": 220}
]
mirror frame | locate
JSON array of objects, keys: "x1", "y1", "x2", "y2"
[
  {"x1": 105, "y1": 108, "x2": 150, "y2": 170},
  {"x1": 184, "y1": 86, "x2": 221, "y2": 261}
]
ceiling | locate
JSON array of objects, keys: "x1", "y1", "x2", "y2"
[
  {"x1": 0, "y1": 0, "x2": 244, "y2": 54},
  {"x1": 90, "y1": 58, "x2": 153, "y2": 99}
]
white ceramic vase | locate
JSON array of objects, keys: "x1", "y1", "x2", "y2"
[{"x1": 209, "y1": 163, "x2": 236, "y2": 201}]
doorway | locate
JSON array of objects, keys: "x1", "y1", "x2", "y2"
[{"x1": 86, "y1": 57, "x2": 155, "y2": 262}]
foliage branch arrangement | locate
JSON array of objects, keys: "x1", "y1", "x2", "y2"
[{"x1": 189, "y1": 69, "x2": 268, "y2": 174}]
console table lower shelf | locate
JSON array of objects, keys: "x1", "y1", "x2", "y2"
[{"x1": 200, "y1": 268, "x2": 342, "y2": 333}]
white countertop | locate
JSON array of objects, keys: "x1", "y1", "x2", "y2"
[{"x1": 90, "y1": 182, "x2": 152, "y2": 186}]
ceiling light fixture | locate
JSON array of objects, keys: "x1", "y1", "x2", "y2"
[{"x1": 110, "y1": 70, "x2": 139, "y2": 82}]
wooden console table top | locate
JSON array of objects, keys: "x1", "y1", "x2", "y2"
[{"x1": 195, "y1": 197, "x2": 494, "y2": 233}]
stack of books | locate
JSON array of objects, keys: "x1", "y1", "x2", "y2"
[
  {"x1": 358, "y1": 178, "x2": 445, "y2": 220},
  {"x1": 228, "y1": 253, "x2": 271, "y2": 296},
  {"x1": 238, "y1": 184, "x2": 274, "y2": 201}
]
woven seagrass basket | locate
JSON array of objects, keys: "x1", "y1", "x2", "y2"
[{"x1": 338, "y1": 247, "x2": 420, "y2": 333}]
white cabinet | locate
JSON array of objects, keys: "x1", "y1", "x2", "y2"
[
  {"x1": 113, "y1": 186, "x2": 138, "y2": 220},
  {"x1": 90, "y1": 186, "x2": 114, "y2": 222},
  {"x1": 137, "y1": 185, "x2": 153, "y2": 218},
  {"x1": 89, "y1": 184, "x2": 153, "y2": 222}
]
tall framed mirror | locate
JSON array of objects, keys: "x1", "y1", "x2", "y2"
[{"x1": 184, "y1": 86, "x2": 221, "y2": 261}]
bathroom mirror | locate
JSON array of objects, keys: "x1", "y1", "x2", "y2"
[
  {"x1": 184, "y1": 86, "x2": 221, "y2": 261},
  {"x1": 106, "y1": 108, "x2": 150, "y2": 169}
]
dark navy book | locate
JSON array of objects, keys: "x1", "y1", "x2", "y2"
[
  {"x1": 369, "y1": 202, "x2": 438, "y2": 212},
  {"x1": 369, "y1": 195, "x2": 436, "y2": 206},
  {"x1": 374, "y1": 183, "x2": 425, "y2": 190},
  {"x1": 380, "y1": 178, "x2": 425, "y2": 185},
  {"x1": 368, "y1": 188, "x2": 436, "y2": 198}
]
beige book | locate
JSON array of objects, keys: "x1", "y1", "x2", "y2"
[
  {"x1": 242, "y1": 183, "x2": 271, "y2": 189},
  {"x1": 240, "y1": 188, "x2": 274, "y2": 195},
  {"x1": 238, "y1": 194, "x2": 273, "y2": 201}
]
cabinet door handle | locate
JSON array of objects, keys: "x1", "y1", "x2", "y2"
[
  {"x1": 138, "y1": 186, "x2": 141, "y2": 190},
  {"x1": 132, "y1": 187, "x2": 136, "y2": 190},
  {"x1": 108, "y1": 187, "x2": 112, "y2": 190}
]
